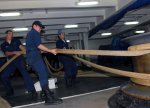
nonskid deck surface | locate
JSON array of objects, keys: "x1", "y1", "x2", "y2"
[
  {"x1": 14, "y1": 87, "x2": 118, "y2": 108},
  {"x1": 0, "y1": 70, "x2": 128, "y2": 107}
]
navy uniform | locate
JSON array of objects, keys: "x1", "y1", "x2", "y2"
[
  {"x1": 0, "y1": 37, "x2": 35, "y2": 96},
  {"x1": 26, "y1": 27, "x2": 49, "y2": 89},
  {"x1": 26, "y1": 21, "x2": 62, "y2": 105},
  {"x1": 56, "y1": 32, "x2": 77, "y2": 87}
]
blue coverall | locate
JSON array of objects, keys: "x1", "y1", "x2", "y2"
[
  {"x1": 26, "y1": 29, "x2": 49, "y2": 88},
  {"x1": 0, "y1": 39, "x2": 35, "y2": 95},
  {"x1": 56, "y1": 39, "x2": 77, "y2": 84}
]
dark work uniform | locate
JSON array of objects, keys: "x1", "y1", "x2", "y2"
[
  {"x1": 26, "y1": 29, "x2": 49, "y2": 88},
  {"x1": 0, "y1": 39, "x2": 35, "y2": 96},
  {"x1": 26, "y1": 28, "x2": 63, "y2": 104},
  {"x1": 56, "y1": 39, "x2": 77, "y2": 86}
]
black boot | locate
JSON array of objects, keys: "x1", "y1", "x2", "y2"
[
  {"x1": 29, "y1": 89, "x2": 38, "y2": 99},
  {"x1": 40, "y1": 89, "x2": 54, "y2": 100},
  {"x1": 42, "y1": 87, "x2": 63, "y2": 105},
  {"x1": 40, "y1": 90, "x2": 45, "y2": 100}
]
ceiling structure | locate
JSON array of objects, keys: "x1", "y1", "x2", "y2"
[
  {"x1": 108, "y1": 4, "x2": 150, "y2": 38},
  {"x1": 0, "y1": 0, "x2": 149, "y2": 41},
  {"x1": 0, "y1": 0, "x2": 117, "y2": 40},
  {"x1": 90, "y1": 2, "x2": 150, "y2": 39}
]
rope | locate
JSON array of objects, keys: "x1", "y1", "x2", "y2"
[
  {"x1": 44, "y1": 57, "x2": 63, "y2": 76},
  {"x1": 128, "y1": 43, "x2": 150, "y2": 51},
  {"x1": 0, "y1": 97, "x2": 11, "y2": 108},
  {"x1": 128, "y1": 43, "x2": 150, "y2": 86},
  {"x1": 44, "y1": 56, "x2": 114, "y2": 78},
  {"x1": 0, "y1": 49, "x2": 26, "y2": 73},
  {"x1": 0, "y1": 55, "x2": 19, "y2": 73},
  {"x1": 44, "y1": 56, "x2": 110, "y2": 77},
  {"x1": 43, "y1": 57, "x2": 63, "y2": 72},
  {"x1": 73, "y1": 56, "x2": 150, "y2": 80},
  {"x1": 75, "y1": 70, "x2": 118, "y2": 78},
  {"x1": 2, "y1": 49, "x2": 149, "y2": 73},
  {"x1": 1, "y1": 49, "x2": 150, "y2": 80},
  {"x1": 56, "y1": 49, "x2": 150, "y2": 56}
]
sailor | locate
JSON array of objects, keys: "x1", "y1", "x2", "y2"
[
  {"x1": 56, "y1": 30, "x2": 78, "y2": 87},
  {"x1": 26, "y1": 21, "x2": 62, "y2": 105},
  {"x1": 0, "y1": 30, "x2": 36, "y2": 97}
]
